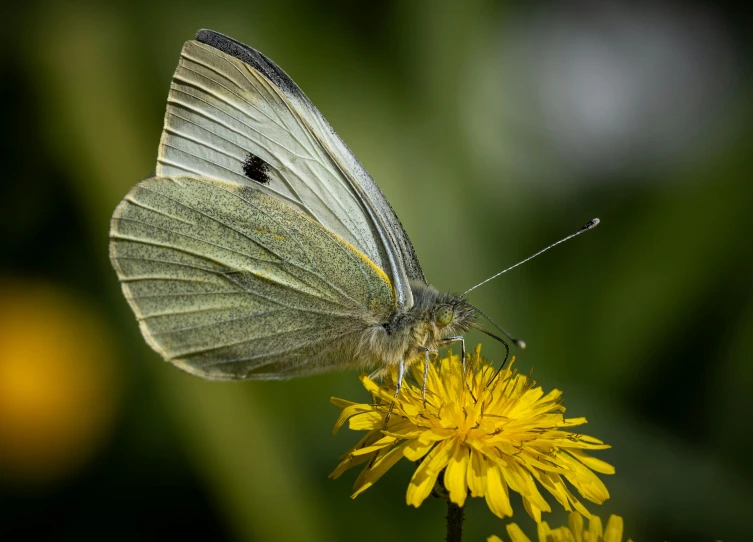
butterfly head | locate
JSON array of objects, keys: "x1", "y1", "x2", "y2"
[{"x1": 432, "y1": 297, "x2": 475, "y2": 334}]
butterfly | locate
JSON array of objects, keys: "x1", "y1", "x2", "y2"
[{"x1": 109, "y1": 29, "x2": 596, "y2": 399}]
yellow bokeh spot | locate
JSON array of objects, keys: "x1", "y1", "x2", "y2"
[{"x1": 0, "y1": 281, "x2": 121, "y2": 486}]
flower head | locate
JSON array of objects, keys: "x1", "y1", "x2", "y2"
[
  {"x1": 489, "y1": 512, "x2": 632, "y2": 542},
  {"x1": 330, "y1": 346, "x2": 614, "y2": 521}
]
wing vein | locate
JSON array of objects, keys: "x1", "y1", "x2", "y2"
[
  {"x1": 149, "y1": 308, "x2": 285, "y2": 335},
  {"x1": 115, "y1": 229, "x2": 363, "y2": 316},
  {"x1": 162, "y1": 113, "x2": 311, "y2": 212},
  {"x1": 130, "y1": 184, "x2": 329, "y2": 282},
  {"x1": 203, "y1": 330, "x2": 355, "y2": 369},
  {"x1": 167, "y1": 89, "x2": 312, "y2": 162},
  {"x1": 139, "y1": 305, "x2": 239, "y2": 319},
  {"x1": 192, "y1": 45, "x2": 306, "y2": 145},
  {"x1": 168, "y1": 321, "x2": 323, "y2": 360},
  {"x1": 180, "y1": 51, "x2": 294, "y2": 139},
  {"x1": 207, "y1": 183, "x2": 371, "y2": 307}
]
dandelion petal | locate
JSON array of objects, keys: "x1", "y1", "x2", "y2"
[
  {"x1": 403, "y1": 436, "x2": 436, "y2": 462},
  {"x1": 331, "y1": 402, "x2": 375, "y2": 434},
  {"x1": 407, "y1": 439, "x2": 454, "y2": 507},
  {"x1": 485, "y1": 463, "x2": 513, "y2": 519},
  {"x1": 522, "y1": 496, "x2": 542, "y2": 524},
  {"x1": 604, "y1": 514, "x2": 624, "y2": 542},
  {"x1": 348, "y1": 411, "x2": 384, "y2": 431},
  {"x1": 567, "y1": 449, "x2": 616, "y2": 475},
  {"x1": 504, "y1": 523, "x2": 533, "y2": 542},
  {"x1": 467, "y1": 450, "x2": 487, "y2": 497},
  {"x1": 536, "y1": 521, "x2": 553, "y2": 541},
  {"x1": 444, "y1": 439, "x2": 469, "y2": 507},
  {"x1": 569, "y1": 511, "x2": 586, "y2": 537},
  {"x1": 351, "y1": 441, "x2": 409, "y2": 497}
]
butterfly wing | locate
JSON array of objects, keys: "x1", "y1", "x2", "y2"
[
  {"x1": 156, "y1": 29, "x2": 424, "y2": 310},
  {"x1": 109, "y1": 176, "x2": 395, "y2": 380}
]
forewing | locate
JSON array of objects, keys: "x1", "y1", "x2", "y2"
[
  {"x1": 109, "y1": 176, "x2": 394, "y2": 380},
  {"x1": 157, "y1": 29, "x2": 424, "y2": 308}
]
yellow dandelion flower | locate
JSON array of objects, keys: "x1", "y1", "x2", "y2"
[
  {"x1": 330, "y1": 346, "x2": 614, "y2": 521},
  {"x1": 488, "y1": 512, "x2": 632, "y2": 542}
]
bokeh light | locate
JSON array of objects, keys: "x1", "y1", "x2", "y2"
[{"x1": 0, "y1": 281, "x2": 121, "y2": 486}]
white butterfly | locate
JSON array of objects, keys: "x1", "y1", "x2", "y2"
[{"x1": 110, "y1": 30, "x2": 595, "y2": 398}]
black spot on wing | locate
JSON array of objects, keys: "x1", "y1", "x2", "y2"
[
  {"x1": 242, "y1": 153, "x2": 271, "y2": 184},
  {"x1": 195, "y1": 30, "x2": 427, "y2": 286}
]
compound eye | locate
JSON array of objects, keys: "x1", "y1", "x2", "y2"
[{"x1": 436, "y1": 305, "x2": 454, "y2": 327}]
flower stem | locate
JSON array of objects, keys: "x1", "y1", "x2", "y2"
[
  {"x1": 433, "y1": 470, "x2": 465, "y2": 542},
  {"x1": 445, "y1": 498, "x2": 464, "y2": 542}
]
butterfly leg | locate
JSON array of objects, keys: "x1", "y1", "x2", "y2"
[
  {"x1": 385, "y1": 357, "x2": 406, "y2": 425},
  {"x1": 417, "y1": 346, "x2": 432, "y2": 407}
]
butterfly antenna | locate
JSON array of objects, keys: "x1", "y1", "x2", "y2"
[
  {"x1": 468, "y1": 323, "x2": 510, "y2": 368},
  {"x1": 471, "y1": 304, "x2": 526, "y2": 349},
  {"x1": 460, "y1": 218, "x2": 600, "y2": 298}
]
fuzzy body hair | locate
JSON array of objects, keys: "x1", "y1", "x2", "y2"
[{"x1": 353, "y1": 281, "x2": 476, "y2": 377}]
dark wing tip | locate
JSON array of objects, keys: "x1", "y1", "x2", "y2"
[
  {"x1": 195, "y1": 28, "x2": 217, "y2": 41},
  {"x1": 193, "y1": 29, "x2": 296, "y2": 98},
  {"x1": 195, "y1": 29, "x2": 255, "y2": 65}
]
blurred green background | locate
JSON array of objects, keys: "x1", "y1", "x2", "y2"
[{"x1": 2, "y1": 1, "x2": 751, "y2": 540}]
